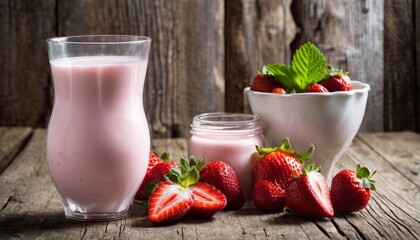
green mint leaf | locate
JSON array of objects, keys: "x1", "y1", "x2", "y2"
[
  {"x1": 291, "y1": 42, "x2": 326, "y2": 90},
  {"x1": 265, "y1": 64, "x2": 300, "y2": 91}
]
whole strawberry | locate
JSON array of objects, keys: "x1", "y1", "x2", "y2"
[
  {"x1": 251, "y1": 73, "x2": 282, "y2": 93},
  {"x1": 319, "y1": 66, "x2": 351, "y2": 92},
  {"x1": 253, "y1": 180, "x2": 285, "y2": 213},
  {"x1": 200, "y1": 161, "x2": 245, "y2": 209},
  {"x1": 330, "y1": 164, "x2": 376, "y2": 213},
  {"x1": 135, "y1": 152, "x2": 163, "y2": 200},
  {"x1": 286, "y1": 163, "x2": 334, "y2": 218},
  {"x1": 254, "y1": 138, "x2": 314, "y2": 190},
  {"x1": 271, "y1": 87, "x2": 286, "y2": 94},
  {"x1": 306, "y1": 83, "x2": 329, "y2": 93},
  {"x1": 135, "y1": 153, "x2": 179, "y2": 200}
]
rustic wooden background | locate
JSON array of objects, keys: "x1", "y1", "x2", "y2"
[{"x1": 0, "y1": 0, "x2": 418, "y2": 138}]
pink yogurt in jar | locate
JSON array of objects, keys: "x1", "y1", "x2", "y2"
[{"x1": 188, "y1": 113, "x2": 264, "y2": 201}]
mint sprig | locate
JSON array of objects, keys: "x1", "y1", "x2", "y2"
[{"x1": 264, "y1": 42, "x2": 326, "y2": 92}]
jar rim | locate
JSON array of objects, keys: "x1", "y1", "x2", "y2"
[{"x1": 190, "y1": 112, "x2": 263, "y2": 135}]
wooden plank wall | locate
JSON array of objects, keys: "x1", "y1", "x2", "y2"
[{"x1": 0, "y1": 0, "x2": 418, "y2": 137}]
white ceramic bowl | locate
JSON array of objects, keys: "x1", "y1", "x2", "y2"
[{"x1": 244, "y1": 81, "x2": 370, "y2": 180}]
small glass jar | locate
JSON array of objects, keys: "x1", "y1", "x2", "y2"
[{"x1": 188, "y1": 112, "x2": 264, "y2": 201}]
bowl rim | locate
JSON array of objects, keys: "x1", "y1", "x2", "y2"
[{"x1": 244, "y1": 80, "x2": 370, "y2": 97}]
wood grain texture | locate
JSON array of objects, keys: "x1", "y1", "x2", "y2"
[
  {"x1": 57, "y1": 0, "x2": 224, "y2": 138},
  {"x1": 384, "y1": 0, "x2": 416, "y2": 131},
  {"x1": 0, "y1": 127, "x2": 32, "y2": 174},
  {"x1": 335, "y1": 137, "x2": 420, "y2": 240},
  {"x1": 416, "y1": 0, "x2": 420, "y2": 132},
  {"x1": 1, "y1": 130, "x2": 419, "y2": 239},
  {"x1": 0, "y1": 0, "x2": 56, "y2": 127},
  {"x1": 291, "y1": 0, "x2": 384, "y2": 132},
  {"x1": 225, "y1": 0, "x2": 297, "y2": 113}
]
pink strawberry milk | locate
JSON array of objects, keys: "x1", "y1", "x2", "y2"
[
  {"x1": 46, "y1": 36, "x2": 151, "y2": 221},
  {"x1": 188, "y1": 113, "x2": 264, "y2": 201}
]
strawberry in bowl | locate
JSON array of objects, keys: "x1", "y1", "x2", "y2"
[{"x1": 244, "y1": 42, "x2": 370, "y2": 180}]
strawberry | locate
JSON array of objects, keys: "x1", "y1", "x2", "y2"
[
  {"x1": 330, "y1": 164, "x2": 376, "y2": 213},
  {"x1": 135, "y1": 153, "x2": 179, "y2": 200},
  {"x1": 148, "y1": 181, "x2": 194, "y2": 224},
  {"x1": 306, "y1": 83, "x2": 329, "y2": 93},
  {"x1": 189, "y1": 182, "x2": 227, "y2": 218},
  {"x1": 319, "y1": 66, "x2": 351, "y2": 92},
  {"x1": 271, "y1": 87, "x2": 286, "y2": 94},
  {"x1": 253, "y1": 180, "x2": 286, "y2": 213},
  {"x1": 254, "y1": 138, "x2": 314, "y2": 190},
  {"x1": 251, "y1": 73, "x2": 282, "y2": 93},
  {"x1": 200, "y1": 161, "x2": 245, "y2": 209},
  {"x1": 286, "y1": 163, "x2": 334, "y2": 218},
  {"x1": 135, "y1": 152, "x2": 164, "y2": 200},
  {"x1": 148, "y1": 156, "x2": 226, "y2": 223}
]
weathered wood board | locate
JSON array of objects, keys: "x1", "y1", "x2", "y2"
[
  {"x1": 0, "y1": 129, "x2": 419, "y2": 239},
  {"x1": 0, "y1": 0, "x2": 419, "y2": 134},
  {"x1": 0, "y1": 0, "x2": 56, "y2": 127}
]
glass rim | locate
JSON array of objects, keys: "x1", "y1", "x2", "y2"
[
  {"x1": 190, "y1": 112, "x2": 263, "y2": 135},
  {"x1": 46, "y1": 35, "x2": 151, "y2": 45}
]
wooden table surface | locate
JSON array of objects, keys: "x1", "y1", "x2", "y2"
[{"x1": 0, "y1": 127, "x2": 419, "y2": 240}]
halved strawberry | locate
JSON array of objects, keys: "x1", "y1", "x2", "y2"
[
  {"x1": 148, "y1": 181, "x2": 194, "y2": 224},
  {"x1": 189, "y1": 182, "x2": 227, "y2": 218},
  {"x1": 286, "y1": 163, "x2": 334, "y2": 218}
]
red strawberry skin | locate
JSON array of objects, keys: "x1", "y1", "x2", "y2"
[
  {"x1": 253, "y1": 180, "x2": 286, "y2": 213},
  {"x1": 251, "y1": 74, "x2": 282, "y2": 92},
  {"x1": 148, "y1": 181, "x2": 194, "y2": 224},
  {"x1": 272, "y1": 87, "x2": 286, "y2": 94},
  {"x1": 306, "y1": 83, "x2": 329, "y2": 93},
  {"x1": 135, "y1": 161, "x2": 179, "y2": 200},
  {"x1": 200, "y1": 161, "x2": 245, "y2": 209},
  {"x1": 319, "y1": 75, "x2": 351, "y2": 92},
  {"x1": 286, "y1": 172, "x2": 334, "y2": 218},
  {"x1": 135, "y1": 152, "x2": 163, "y2": 200},
  {"x1": 189, "y1": 182, "x2": 227, "y2": 218},
  {"x1": 254, "y1": 151, "x2": 303, "y2": 190},
  {"x1": 330, "y1": 170, "x2": 371, "y2": 212}
]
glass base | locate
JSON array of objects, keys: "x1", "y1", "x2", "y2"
[{"x1": 65, "y1": 209, "x2": 128, "y2": 221}]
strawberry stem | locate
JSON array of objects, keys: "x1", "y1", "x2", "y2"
[{"x1": 164, "y1": 156, "x2": 205, "y2": 188}]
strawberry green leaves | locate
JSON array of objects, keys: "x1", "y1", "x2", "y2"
[
  {"x1": 264, "y1": 42, "x2": 327, "y2": 92},
  {"x1": 165, "y1": 156, "x2": 205, "y2": 188},
  {"x1": 256, "y1": 138, "x2": 315, "y2": 163},
  {"x1": 356, "y1": 164, "x2": 377, "y2": 191}
]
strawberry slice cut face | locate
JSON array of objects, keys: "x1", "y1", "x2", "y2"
[
  {"x1": 307, "y1": 172, "x2": 334, "y2": 218},
  {"x1": 189, "y1": 182, "x2": 227, "y2": 218},
  {"x1": 148, "y1": 181, "x2": 194, "y2": 224}
]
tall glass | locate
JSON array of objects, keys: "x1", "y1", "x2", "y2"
[{"x1": 46, "y1": 35, "x2": 151, "y2": 221}]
